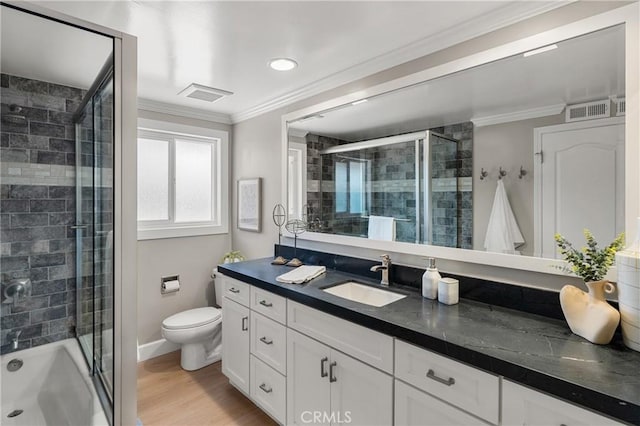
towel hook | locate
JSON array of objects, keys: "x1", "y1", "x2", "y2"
[
  {"x1": 518, "y1": 166, "x2": 527, "y2": 179},
  {"x1": 498, "y1": 167, "x2": 507, "y2": 180},
  {"x1": 480, "y1": 168, "x2": 488, "y2": 180}
]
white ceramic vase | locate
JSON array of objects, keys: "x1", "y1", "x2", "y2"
[{"x1": 559, "y1": 280, "x2": 620, "y2": 345}]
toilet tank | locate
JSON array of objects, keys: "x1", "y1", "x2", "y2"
[{"x1": 213, "y1": 268, "x2": 224, "y2": 307}]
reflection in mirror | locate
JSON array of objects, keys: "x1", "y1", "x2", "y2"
[{"x1": 288, "y1": 24, "x2": 625, "y2": 259}]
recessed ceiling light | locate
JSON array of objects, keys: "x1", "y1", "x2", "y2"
[
  {"x1": 523, "y1": 44, "x2": 558, "y2": 57},
  {"x1": 269, "y1": 58, "x2": 298, "y2": 71},
  {"x1": 352, "y1": 99, "x2": 368, "y2": 106}
]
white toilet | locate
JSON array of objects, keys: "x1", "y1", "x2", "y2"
[{"x1": 161, "y1": 275, "x2": 224, "y2": 371}]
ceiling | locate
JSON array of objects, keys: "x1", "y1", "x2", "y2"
[
  {"x1": 2, "y1": 1, "x2": 566, "y2": 123},
  {"x1": 289, "y1": 25, "x2": 625, "y2": 141}
]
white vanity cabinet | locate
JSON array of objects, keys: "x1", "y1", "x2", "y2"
[
  {"x1": 221, "y1": 297, "x2": 250, "y2": 394},
  {"x1": 287, "y1": 328, "x2": 393, "y2": 426},
  {"x1": 502, "y1": 380, "x2": 622, "y2": 426}
]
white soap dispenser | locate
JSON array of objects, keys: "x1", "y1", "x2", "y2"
[{"x1": 422, "y1": 258, "x2": 441, "y2": 299}]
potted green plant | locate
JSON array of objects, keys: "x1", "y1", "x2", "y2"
[
  {"x1": 222, "y1": 250, "x2": 245, "y2": 264},
  {"x1": 554, "y1": 230, "x2": 624, "y2": 344}
]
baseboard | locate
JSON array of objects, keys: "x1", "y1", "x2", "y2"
[{"x1": 137, "y1": 338, "x2": 180, "y2": 362}]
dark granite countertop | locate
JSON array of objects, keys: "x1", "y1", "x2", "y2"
[{"x1": 219, "y1": 259, "x2": 640, "y2": 424}]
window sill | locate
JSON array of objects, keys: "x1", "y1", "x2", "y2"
[{"x1": 137, "y1": 224, "x2": 229, "y2": 240}]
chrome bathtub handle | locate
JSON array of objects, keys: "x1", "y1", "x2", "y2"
[
  {"x1": 427, "y1": 369, "x2": 455, "y2": 386},
  {"x1": 260, "y1": 336, "x2": 273, "y2": 345},
  {"x1": 259, "y1": 383, "x2": 272, "y2": 394}
]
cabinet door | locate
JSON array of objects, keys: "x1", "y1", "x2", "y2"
[
  {"x1": 287, "y1": 329, "x2": 331, "y2": 426},
  {"x1": 395, "y1": 379, "x2": 488, "y2": 425},
  {"x1": 222, "y1": 298, "x2": 250, "y2": 394},
  {"x1": 329, "y1": 349, "x2": 393, "y2": 426}
]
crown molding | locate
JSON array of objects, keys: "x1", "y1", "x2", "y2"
[
  {"x1": 138, "y1": 98, "x2": 232, "y2": 125},
  {"x1": 231, "y1": 1, "x2": 571, "y2": 124},
  {"x1": 287, "y1": 128, "x2": 309, "y2": 139},
  {"x1": 471, "y1": 103, "x2": 566, "y2": 127}
]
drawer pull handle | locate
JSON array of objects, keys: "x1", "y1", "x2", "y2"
[
  {"x1": 229, "y1": 287, "x2": 240, "y2": 294},
  {"x1": 320, "y1": 357, "x2": 328, "y2": 378},
  {"x1": 427, "y1": 369, "x2": 455, "y2": 386},
  {"x1": 241, "y1": 316, "x2": 248, "y2": 331},
  {"x1": 259, "y1": 383, "x2": 272, "y2": 394},
  {"x1": 260, "y1": 336, "x2": 273, "y2": 345},
  {"x1": 329, "y1": 361, "x2": 337, "y2": 383},
  {"x1": 259, "y1": 300, "x2": 273, "y2": 307}
]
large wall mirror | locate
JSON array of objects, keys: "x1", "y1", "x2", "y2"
[{"x1": 282, "y1": 6, "x2": 639, "y2": 275}]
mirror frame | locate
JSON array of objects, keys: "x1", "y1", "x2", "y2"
[{"x1": 281, "y1": 4, "x2": 639, "y2": 278}]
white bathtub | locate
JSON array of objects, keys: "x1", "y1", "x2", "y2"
[{"x1": 1, "y1": 339, "x2": 108, "y2": 426}]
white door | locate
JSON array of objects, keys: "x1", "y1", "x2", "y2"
[
  {"x1": 329, "y1": 349, "x2": 393, "y2": 426},
  {"x1": 534, "y1": 117, "x2": 624, "y2": 258},
  {"x1": 287, "y1": 329, "x2": 331, "y2": 425},
  {"x1": 221, "y1": 298, "x2": 250, "y2": 394}
]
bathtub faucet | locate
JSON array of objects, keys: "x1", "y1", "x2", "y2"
[
  {"x1": 370, "y1": 254, "x2": 391, "y2": 286},
  {"x1": 10, "y1": 329, "x2": 22, "y2": 350}
]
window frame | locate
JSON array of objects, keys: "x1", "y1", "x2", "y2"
[
  {"x1": 335, "y1": 157, "x2": 370, "y2": 216},
  {"x1": 137, "y1": 118, "x2": 229, "y2": 240}
]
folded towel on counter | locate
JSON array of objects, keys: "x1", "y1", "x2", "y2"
[
  {"x1": 276, "y1": 265, "x2": 327, "y2": 284},
  {"x1": 368, "y1": 215, "x2": 396, "y2": 241},
  {"x1": 484, "y1": 180, "x2": 525, "y2": 254}
]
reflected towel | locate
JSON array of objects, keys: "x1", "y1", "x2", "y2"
[
  {"x1": 484, "y1": 180, "x2": 524, "y2": 254},
  {"x1": 368, "y1": 216, "x2": 396, "y2": 241},
  {"x1": 276, "y1": 265, "x2": 326, "y2": 284}
]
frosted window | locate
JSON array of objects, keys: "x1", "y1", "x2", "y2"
[
  {"x1": 336, "y1": 162, "x2": 347, "y2": 213},
  {"x1": 349, "y1": 161, "x2": 364, "y2": 214},
  {"x1": 175, "y1": 139, "x2": 213, "y2": 222},
  {"x1": 137, "y1": 138, "x2": 169, "y2": 221},
  {"x1": 288, "y1": 148, "x2": 303, "y2": 218}
]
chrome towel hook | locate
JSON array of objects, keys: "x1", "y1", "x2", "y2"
[
  {"x1": 498, "y1": 167, "x2": 507, "y2": 180},
  {"x1": 518, "y1": 166, "x2": 527, "y2": 179},
  {"x1": 480, "y1": 168, "x2": 488, "y2": 180}
]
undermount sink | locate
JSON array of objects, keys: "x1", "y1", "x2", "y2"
[{"x1": 322, "y1": 281, "x2": 406, "y2": 307}]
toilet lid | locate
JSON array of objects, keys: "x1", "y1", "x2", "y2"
[{"x1": 162, "y1": 307, "x2": 221, "y2": 330}]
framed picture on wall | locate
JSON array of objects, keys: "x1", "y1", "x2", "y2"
[{"x1": 238, "y1": 178, "x2": 262, "y2": 232}]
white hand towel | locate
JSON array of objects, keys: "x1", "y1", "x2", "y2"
[
  {"x1": 276, "y1": 265, "x2": 326, "y2": 284},
  {"x1": 368, "y1": 216, "x2": 396, "y2": 241},
  {"x1": 484, "y1": 180, "x2": 525, "y2": 254}
]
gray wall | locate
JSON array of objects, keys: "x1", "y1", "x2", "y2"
[
  {"x1": 136, "y1": 109, "x2": 232, "y2": 345},
  {"x1": 472, "y1": 114, "x2": 564, "y2": 255},
  {"x1": 231, "y1": 1, "x2": 625, "y2": 287},
  {"x1": 0, "y1": 74, "x2": 84, "y2": 353}
]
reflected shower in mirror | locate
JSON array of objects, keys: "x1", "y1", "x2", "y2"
[{"x1": 287, "y1": 24, "x2": 625, "y2": 259}]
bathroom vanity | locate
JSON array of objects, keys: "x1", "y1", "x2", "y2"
[{"x1": 218, "y1": 255, "x2": 639, "y2": 426}]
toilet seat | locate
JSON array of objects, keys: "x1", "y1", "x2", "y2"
[{"x1": 162, "y1": 307, "x2": 221, "y2": 330}]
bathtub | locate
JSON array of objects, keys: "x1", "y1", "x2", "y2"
[{"x1": 1, "y1": 339, "x2": 108, "y2": 426}]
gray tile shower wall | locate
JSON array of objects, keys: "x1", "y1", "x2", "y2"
[{"x1": 0, "y1": 74, "x2": 85, "y2": 353}]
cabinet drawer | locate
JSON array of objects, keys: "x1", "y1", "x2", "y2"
[
  {"x1": 251, "y1": 286, "x2": 287, "y2": 324},
  {"x1": 502, "y1": 380, "x2": 621, "y2": 426},
  {"x1": 395, "y1": 379, "x2": 489, "y2": 425},
  {"x1": 250, "y1": 355, "x2": 286, "y2": 425},
  {"x1": 287, "y1": 300, "x2": 393, "y2": 373},
  {"x1": 251, "y1": 311, "x2": 287, "y2": 375},
  {"x1": 395, "y1": 340, "x2": 499, "y2": 424},
  {"x1": 223, "y1": 276, "x2": 250, "y2": 307}
]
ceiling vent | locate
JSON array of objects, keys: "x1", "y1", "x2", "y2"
[
  {"x1": 178, "y1": 83, "x2": 233, "y2": 103},
  {"x1": 565, "y1": 99, "x2": 609, "y2": 122},
  {"x1": 613, "y1": 97, "x2": 626, "y2": 116}
]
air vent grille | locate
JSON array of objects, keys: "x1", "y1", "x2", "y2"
[
  {"x1": 565, "y1": 100, "x2": 610, "y2": 122},
  {"x1": 615, "y1": 98, "x2": 626, "y2": 116},
  {"x1": 178, "y1": 83, "x2": 233, "y2": 104}
]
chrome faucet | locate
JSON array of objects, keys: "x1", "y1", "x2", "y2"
[
  {"x1": 370, "y1": 254, "x2": 391, "y2": 286},
  {"x1": 10, "y1": 330, "x2": 22, "y2": 350}
]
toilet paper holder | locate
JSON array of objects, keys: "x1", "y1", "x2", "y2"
[{"x1": 161, "y1": 275, "x2": 180, "y2": 294}]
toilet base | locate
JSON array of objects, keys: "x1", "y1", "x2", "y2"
[{"x1": 180, "y1": 332, "x2": 222, "y2": 371}]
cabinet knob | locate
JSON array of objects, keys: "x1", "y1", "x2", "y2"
[
  {"x1": 260, "y1": 336, "x2": 273, "y2": 345},
  {"x1": 241, "y1": 316, "x2": 248, "y2": 331},
  {"x1": 320, "y1": 357, "x2": 328, "y2": 378},
  {"x1": 329, "y1": 361, "x2": 337, "y2": 383},
  {"x1": 426, "y1": 369, "x2": 455, "y2": 386},
  {"x1": 259, "y1": 383, "x2": 272, "y2": 394},
  {"x1": 229, "y1": 287, "x2": 240, "y2": 294},
  {"x1": 259, "y1": 300, "x2": 273, "y2": 307}
]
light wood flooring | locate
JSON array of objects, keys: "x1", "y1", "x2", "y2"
[{"x1": 137, "y1": 351, "x2": 277, "y2": 426}]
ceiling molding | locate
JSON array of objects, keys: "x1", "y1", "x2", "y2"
[
  {"x1": 231, "y1": 1, "x2": 570, "y2": 124},
  {"x1": 288, "y1": 128, "x2": 309, "y2": 139},
  {"x1": 138, "y1": 98, "x2": 232, "y2": 125},
  {"x1": 471, "y1": 103, "x2": 566, "y2": 127}
]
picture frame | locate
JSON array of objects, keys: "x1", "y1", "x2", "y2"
[{"x1": 237, "y1": 178, "x2": 262, "y2": 232}]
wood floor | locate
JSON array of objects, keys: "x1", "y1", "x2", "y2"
[{"x1": 137, "y1": 351, "x2": 277, "y2": 426}]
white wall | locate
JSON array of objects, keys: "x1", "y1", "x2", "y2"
[
  {"x1": 231, "y1": 1, "x2": 628, "y2": 287},
  {"x1": 136, "y1": 109, "x2": 232, "y2": 345}
]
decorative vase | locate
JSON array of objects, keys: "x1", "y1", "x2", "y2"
[
  {"x1": 616, "y1": 217, "x2": 640, "y2": 352},
  {"x1": 559, "y1": 280, "x2": 620, "y2": 344}
]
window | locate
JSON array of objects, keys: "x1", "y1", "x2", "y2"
[
  {"x1": 335, "y1": 159, "x2": 367, "y2": 214},
  {"x1": 137, "y1": 119, "x2": 229, "y2": 239},
  {"x1": 288, "y1": 142, "x2": 307, "y2": 220}
]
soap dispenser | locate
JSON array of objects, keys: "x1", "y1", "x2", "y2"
[{"x1": 422, "y1": 258, "x2": 441, "y2": 299}]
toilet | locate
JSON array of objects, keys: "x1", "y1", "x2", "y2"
[{"x1": 161, "y1": 274, "x2": 224, "y2": 371}]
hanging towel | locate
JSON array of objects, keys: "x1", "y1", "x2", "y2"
[
  {"x1": 484, "y1": 180, "x2": 525, "y2": 254},
  {"x1": 276, "y1": 265, "x2": 326, "y2": 284},
  {"x1": 368, "y1": 216, "x2": 396, "y2": 241}
]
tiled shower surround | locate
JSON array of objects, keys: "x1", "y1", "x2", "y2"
[
  {"x1": 305, "y1": 123, "x2": 473, "y2": 249},
  {"x1": 0, "y1": 73, "x2": 104, "y2": 354}
]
